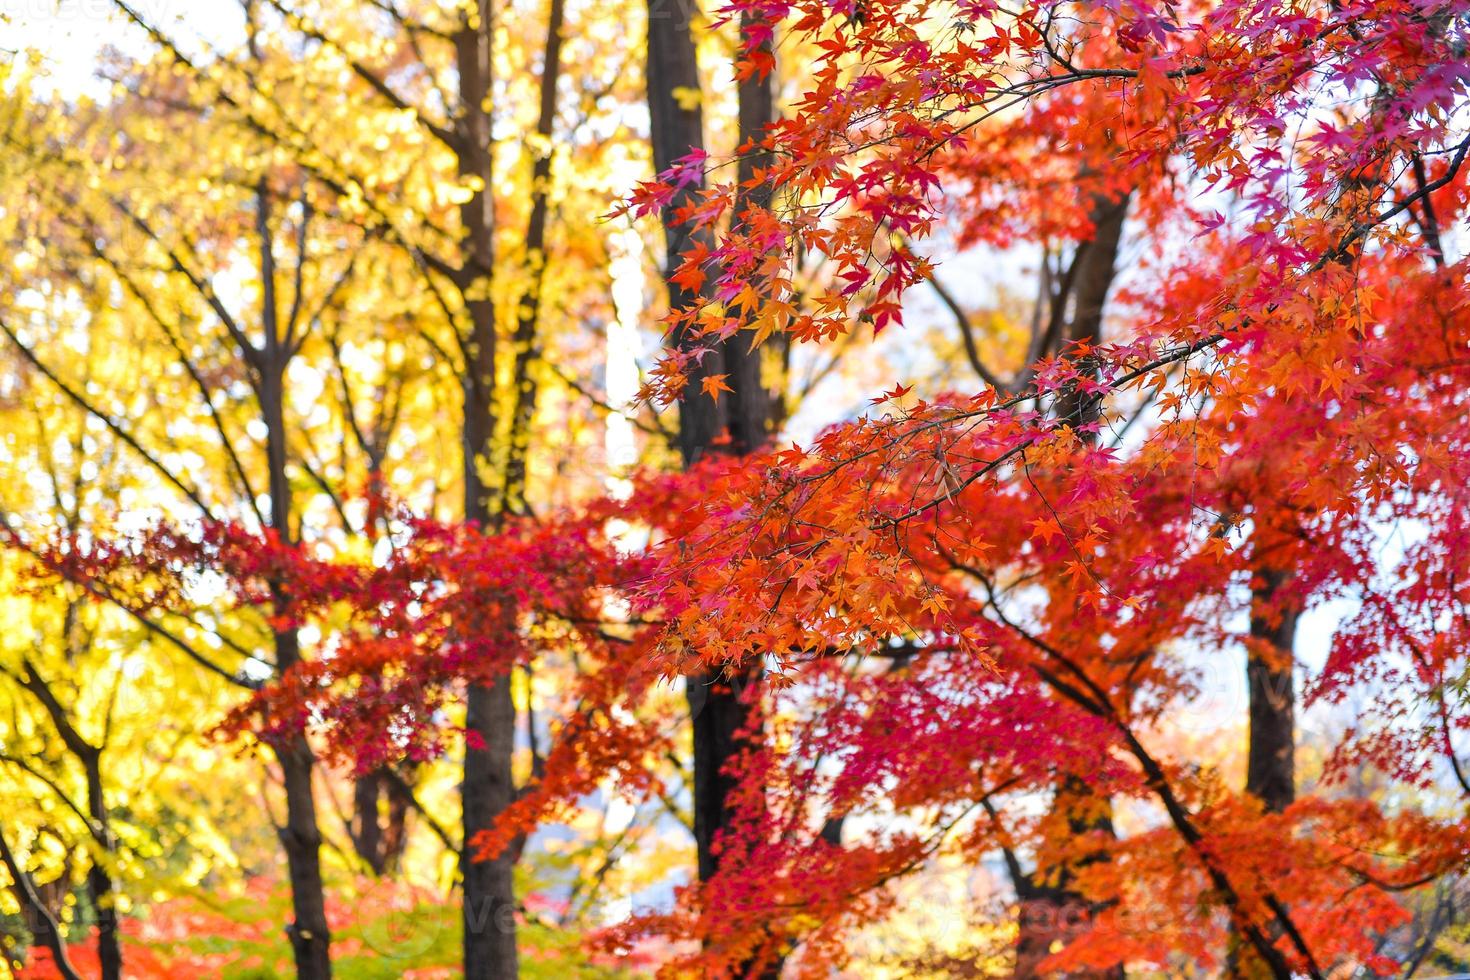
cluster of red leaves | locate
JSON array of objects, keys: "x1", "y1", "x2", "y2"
[
  {"x1": 19, "y1": 504, "x2": 657, "y2": 771},
  {"x1": 597, "y1": 237, "x2": 1470, "y2": 973},
  {"x1": 217, "y1": 512, "x2": 642, "y2": 773},
  {"x1": 626, "y1": 0, "x2": 1468, "y2": 402},
  {"x1": 602, "y1": 1, "x2": 1470, "y2": 952},
  {"x1": 592, "y1": 0, "x2": 1470, "y2": 960}
]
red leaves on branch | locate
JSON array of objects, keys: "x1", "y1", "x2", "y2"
[{"x1": 599, "y1": 0, "x2": 1470, "y2": 970}]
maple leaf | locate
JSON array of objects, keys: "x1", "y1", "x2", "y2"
[
  {"x1": 870, "y1": 381, "x2": 913, "y2": 405},
  {"x1": 1029, "y1": 516, "x2": 1063, "y2": 544},
  {"x1": 701, "y1": 374, "x2": 734, "y2": 400}
]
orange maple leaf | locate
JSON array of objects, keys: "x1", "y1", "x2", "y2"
[{"x1": 701, "y1": 374, "x2": 733, "y2": 399}]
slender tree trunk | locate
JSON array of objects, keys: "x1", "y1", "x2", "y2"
[
  {"x1": 1226, "y1": 562, "x2": 1297, "y2": 979},
  {"x1": 262, "y1": 355, "x2": 333, "y2": 980},
  {"x1": 353, "y1": 462, "x2": 411, "y2": 878},
  {"x1": 461, "y1": 677, "x2": 519, "y2": 980},
  {"x1": 1011, "y1": 190, "x2": 1130, "y2": 980},
  {"x1": 257, "y1": 176, "x2": 333, "y2": 976},
  {"x1": 381, "y1": 772, "x2": 412, "y2": 871},
  {"x1": 648, "y1": 5, "x2": 782, "y2": 976},
  {"x1": 80, "y1": 756, "x2": 121, "y2": 980},
  {"x1": 1052, "y1": 191, "x2": 1130, "y2": 431},
  {"x1": 276, "y1": 720, "x2": 333, "y2": 980},
  {"x1": 684, "y1": 670, "x2": 761, "y2": 881},
  {"x1": 646, "y1": 0, "x2": 741, "y2": 882},
  {"x1": 350, "y1": 769, "x2": 413, "y2": 876},
  {"x1": 453, "y1": 5, "x2": 520, "y2": 976},
  {"x1": 351, "y1": 775, "x2": 387, "y2": 875},
  {"x1": 503, "y1": 0, "x2": 567, "y2": 510},
  {"x1": 725, "y1": 7, "x2": 776, "y2": 452},
  {"x1": 1246, "y1": 565, "x2": 1297, "y2": 813},
  {"x1": 646, "y1": 0, "x2": 729, "y2": 463}
]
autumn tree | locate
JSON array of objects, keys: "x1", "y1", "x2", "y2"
[
  {"x1": 0, "y1": 279, "x2": 282, "y2": 980},
  {"x1": 645, "y1": 0, "x2": 779, "y2": 907},
  {"x1": 0, "y1": 40, "x2": 389, "y2": 975},
  {"x1": 610, "y1": 0, "x2": 1470, "y2": 974}
]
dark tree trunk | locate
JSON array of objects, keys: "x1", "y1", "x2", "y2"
[
  {"x1": 685, "y1": 670, "x2": 761, "y2": 882},
  {"x1": 257, "y1": 175, "x2": 333, "y2": 978},
  {"x1": 461, "y1": 678, "x2": 519, "y2": 980},
  {"x1": 453, "y1": 6, "x2": 520, "y2": 975},
  {"x1": 502, "y1": 0, "x2": 567, "y2": 510},
  {"x1": 1246, "y1": 566, "x2": 1297, "y2": 813},
  {"x1": 351, "y1": 774, "x2": 386, "y2": 876},
  {"x1": 350, "y1": 769, "x2": 413, "y2": 876},
  {"x1": 648, "y1": 0, "x2": 778, "y2": 868},
  {"x1": 646, "y1": 0, "x2": 732, "y2": 463},
  {"x1": 81, "y1": 756, "x2": 121, "y2": 980},
  {"x1": 1052, "y1": 191, "x2": 1129, "y2": 430},
  {"x1": 725, "y1": 6, "x2": 777, "y2": 452},
  {"x1": 1011, "y1": 190, "x2": 1130, "y2": 980},
  {"x1": 1225, "y1": 564, "x2": 1299, "y2": 978},
  {"x1": 276, "y1": 720, "x2": 333, "y2": 980},
  {"x1": 648, "y1": 6, "x2": 784, "y2": 976},
  {"x1": 381, "y1": 771, "x2": 412, "y2": 869},
  {"x1": 259, "y1": 288, "x2": 332, "y2": 977}
]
